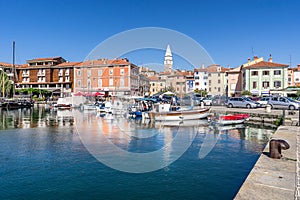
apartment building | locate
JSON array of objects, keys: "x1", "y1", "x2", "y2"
[
  {"x1": 242, "y1": 56, "x2": 289, "y2": 96},
  {"x1": 74, "y1": 58, "x2": 148, "y2": 97},
  {"x1": 16, "y1": 57, "x2": 79, "y2": 96}
]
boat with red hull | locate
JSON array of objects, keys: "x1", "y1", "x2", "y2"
[{"x1": 210, "y1": 113, "x2": 250, "y2": 125}]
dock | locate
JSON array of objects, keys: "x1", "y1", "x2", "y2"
[
  {"x1": 234, "y1": 126, "x2": 299, "y2": 200},
  {"x1": 209, "y1": 106, "x2": 300, "y2": 127}
]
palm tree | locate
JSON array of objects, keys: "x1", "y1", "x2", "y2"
[{"x1": 0, "y1": 70, "x2": 12, "y2": 97}]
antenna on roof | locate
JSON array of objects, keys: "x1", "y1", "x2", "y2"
[
  {"x1": 289, "y1": 54, "x2": 292, "y2": 67},
  {"x1": 251, "y1": 47, "x2": 254, "y2": 57}
]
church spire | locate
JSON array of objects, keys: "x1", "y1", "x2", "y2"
[{"x1": 164, "y1": 44, "x2": 173, "y2": 72}]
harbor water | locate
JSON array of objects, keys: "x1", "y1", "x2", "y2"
[{"x1": 0, "y1": 107, "x2": 275, "y2": 199}]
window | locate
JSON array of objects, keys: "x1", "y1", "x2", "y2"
[
  {"x1": 87, "y1": 69, "x2": 91, "y2": 76},
  {"x1": 109, "y1": 69, "x2": 113, "y2": 75},
  {"x1": 109, "y1": 78, "x2": 113, "y2": 86},
  {"x1": 263, "y1": 71, "x2": 269, "y2": 76},
  {"x1": 218, "y1": 73, "x2": 220, "y2": 77},
  {"x1": 77, "y1": 70, "x2": 81, "y2": 76},
  {"x1": 218, "y1": 79, "x2": 221, "y2": 84},
  {"x1": 160, "y1": 83, "x2": 163, "y2": 86},
  {"x1": 120, "y1": 69, "x2": 124, "y2": 75},
  {"x1": 251, "y1": 71, "x2": 258, "y2": 76},
  {"x1": 120, "y1": 78, "x2": 124, "y2": 86},
  {"x1": 230, "y1": 83, "x2": 236, "y2": 90},
  {"x1": 77, "y1": 80, "x2": 81, "y2": 87},
  {"x1": 152, "y1": 83, "x2": 155, "y2": 86},
  {"x1": 98, "y1": 79, "x2": 102, "y2": 87},
  {"x1": 218, "y1": 87, "x2": 220, "y2": 92},
  {"x1": 252, "y1": 81, "x2": 257, "y2": 89},
  {"x1": 98, "y1": 70, "x2": 102, "y2": 76},
  {"x1": 263, "y1": 81, "x2": 269, "y2": 88},
  {"x1": 296, "y1": 78, "x2": 299, "y2": 82},
  {"x1": 208, "y1": 74, "x2": 211, "y2": 77},
  {"x1": 274, "y1": 70, "x2": 281, "y2": 75},
  {"x1": 274, "y1": 81, "x2": 281, "y2": 88}
]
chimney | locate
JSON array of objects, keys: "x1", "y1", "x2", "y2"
[
  {"x1": 248, "y1": 58, "x2": 251, "y2": 63},
  {"x1": 201, "y1": 63, "x2": 205, "y2": 69},
  {"x1": 268, "y1": 54, "x2": 273, "y2": 62},
  {"x1": 253, "y1": 56, "x2": 258, "y2": 60},
  {"x1": 298, "y1": 64, "x2": 300, "y2": 71}
]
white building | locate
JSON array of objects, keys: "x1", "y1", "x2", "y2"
[{"x1": 194, "y1": 65, "x2": 208, "y2": 91}]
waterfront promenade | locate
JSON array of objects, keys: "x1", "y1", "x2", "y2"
[
  {"x1": 234, "y1": 125, "x2": 299, "y2": 199},
  {"x1": 208, "y1": 106, "x2": 300, "y2": 199}
]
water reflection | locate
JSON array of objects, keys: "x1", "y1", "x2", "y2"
[
  {"x1": 0, "y1": 106, "x2": 74, "y2": 129},
  {"x1": 0, "y1": 107, "x2": 274, "y2": 157}
]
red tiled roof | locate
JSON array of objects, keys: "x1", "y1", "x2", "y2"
[
  {"x1": 194, "y1": 68, "x2": 207, "y2": 72},
  {"x1": 0, "y1": 62, "x2": 13, "y2": 67},
  {"x1": 206, "y1": 64, "x2": 228, "y2": 73},
  {"x1": 148, "y1": 76, "x2": 159, "y2": 81},
  {"x1": 56, "y1": 62, "x2": 82, "y2": 67},
  {"x1": 78, "y1": 59, "x2": 130, "y2": 66},
  {"x1": 159, "y1": 71, "x2": 171, "y2": 75},
  {"x1": 243, "y1": 61, "x2": 288, "y2": 69},
  {"x1": 227, "y1": 66, "x2": 242, "y2": 73}
]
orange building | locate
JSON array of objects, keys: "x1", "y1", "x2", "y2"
[{"x1": 74, "y1": 58, "x2": 148, "y2": 96}]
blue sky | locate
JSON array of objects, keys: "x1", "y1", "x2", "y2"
[{"x1": 0, "y1": 0, "x2": 299, "y2": 70}]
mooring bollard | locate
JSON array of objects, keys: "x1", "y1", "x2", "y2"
[
  {"x1": 269, "y1": 139, "x2": 290, "y2": 159},
  {"x1": 266, "y1": 104, "x2": 271, "y2": 113}
]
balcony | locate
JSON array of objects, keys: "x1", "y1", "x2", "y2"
[
  {"x1": 37, "y1": 72, "x2": 45, "y2": 76},
  {"x1": 22, "y1": 72, "x2": 30, "y2": 77}
]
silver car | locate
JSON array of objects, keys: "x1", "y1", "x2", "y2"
[
  {"x1": 226, "y1": 97, "x2": 259, "y2": 109},
  {"x1": 268, "y1": 96, "x2": 299, "y2": 110}
]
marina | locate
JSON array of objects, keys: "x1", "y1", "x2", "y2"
[{"x1": 0, "y1": 106, "x2": 275, "y2": 199}]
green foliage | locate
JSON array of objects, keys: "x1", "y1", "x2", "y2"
[
  {"x1": 0, "y1": 70, "x2": 13, "y2": 97},
  {"x1": 16, "y1": 88, "x2": 51, "y2": 96},
  {"x1": 274, "y1": 116, "x2": 284, "y2": 127},
  {"x1": 241, "y1": 90, "x2": 252, "y2": 96},
  {"x1": 194, "y1": 89, "x2": 207, "y2": 97}
]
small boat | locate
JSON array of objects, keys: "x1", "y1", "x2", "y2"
[
  {"x1": 56, "y1": 104, "x2": 72, "y2": 110},
  {"x1": 82, "y1": 104, "x2": 97, "y2": 111},
  {"x1": 155, "y1": 119, "x2": 209, "y2": 127},
  {"x1": 148, "y1": 103, "x2": 210, "y2": 121},
  {"x1": 1, "y1": 98, "x2": 33, "y2": 109},
  {"x1": 97, "y1": 101, "x2": 112, "y2": 113},
  {"x1": 210, "y1": 113, "x2": 250, "y2": 125}
]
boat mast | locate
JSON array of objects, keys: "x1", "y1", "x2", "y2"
[{"x1": 12, "y1": 41, "x2": 16, "y2": 97}]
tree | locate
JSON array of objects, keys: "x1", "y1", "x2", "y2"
[
  {"x1": 241, "y1": 90, "x2": 252, "y2": 96},
  {"x1": 0, "y1": 70, "x2": 12, "y2": 97},
  {"x1": 194, "y1": 89, "x2": 208, "y2": 97}
]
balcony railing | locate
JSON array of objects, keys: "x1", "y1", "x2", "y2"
[
  {"x1": 37, "y1": 72, "x2": 45, "y2": 76},
  {"x1": 22, "y1": 73, "x2": 30, "y2": 77}
]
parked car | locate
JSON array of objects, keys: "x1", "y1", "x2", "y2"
[
  {"x1": 257, "y1": 97, "x2": 272, "y2": 107},
  {"x1": 180, "y1": 96, "x2": 201, "y2": 106},
  {"x1": 226, "y1": 97, "x2": 260, "y2": 108},
  {"x1": 211, "y1": 95, "x2": 228, "y2": 106},
  {"x1": 202, "y1": 97, "x2": 212, "y2": 106},
  {"x1": 268, "y1": 96, "x2": 299, "y2": 110}
]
